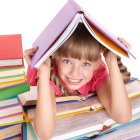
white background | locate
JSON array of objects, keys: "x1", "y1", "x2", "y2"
[{"x1": 0, "y1": 0, "x2": 140, "y2": 78}]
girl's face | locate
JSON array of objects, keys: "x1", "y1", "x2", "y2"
[{"x1": 55, "y1": 57, "x2": 100, "y2": 90}]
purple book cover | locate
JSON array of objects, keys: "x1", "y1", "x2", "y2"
[{"x1": 31, "y1": 0, "x2": 135, "y2": 67}]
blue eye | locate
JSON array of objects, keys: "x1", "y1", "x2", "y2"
[
  {"x1": 83, "y1": 62, "x2": 91, "y2": 67},
  {"x1": 63, "y1": 59, "x2": 71, "y2": 64}
]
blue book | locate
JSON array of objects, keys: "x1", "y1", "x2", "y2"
[
  {"x1": 3, "y1": 134, "x2": 21, "y2": 140},
  {"x1": 22, "y1": 122, "x2": 27, "y2": 140},
  {"x1": 0, "y1": 96, "x2": 21, "y2": 109}
]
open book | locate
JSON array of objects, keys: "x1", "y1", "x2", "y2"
[
  {"x1": 18, "y1": 86, "x2": 95, "y2": 106},
  {"x1": 29, "y1": 96, "x2": 140, "y2": 140},
  {"x1": 31, "y1": 0, "x2": 135, "y2": 68},
  {"x1": 56, "y1": 96, "x2": 140, "y2": 139},
  {"x1": 19, "y1": 80, "x2": 140, "y2": 117}
]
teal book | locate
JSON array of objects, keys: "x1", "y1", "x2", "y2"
[
  {"x1": 27, "y1": 122, "x2": 38, "y2": 140},
  {"x1": 0, "y1": 82, "x2": 30, "y2": 100},
  {"x1": 22, "y1": 123, "x2": 27, "y2": 140}
]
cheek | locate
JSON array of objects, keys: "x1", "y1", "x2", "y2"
[
  {"x1": 82, "y1": 69, "x2": 94, "y2": 79},
  {"x1": 57, "y1": 64, "x2": 68, "y2": 76}
]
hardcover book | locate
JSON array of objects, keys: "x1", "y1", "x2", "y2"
[{"x1": 31, "y1": 0, "x2": 135, "y2": 68}]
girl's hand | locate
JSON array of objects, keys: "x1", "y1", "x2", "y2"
[
  {"x1": 103, "y1": 37, "x2": 132, "y2": 64},
  {"x1": 118, "y1": 37, "x2": 132, "y2": 50},
  {"x1": 103, "y1": 49, "x2": 117, "y2": 64},
  {"x1": 24, "y1": 47, "x2": 38, "y2": 65},
  {"x1": 38, "y1": 58, "x2": 51, "y2": 73}
]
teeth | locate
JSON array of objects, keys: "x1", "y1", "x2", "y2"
[{"x1": 68, "y1": 78, "x2": 81, "y2": 83}]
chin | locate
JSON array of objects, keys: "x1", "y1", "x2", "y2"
[{"x1": 66, "y1": 85, "x2": 82, "y2": 91}]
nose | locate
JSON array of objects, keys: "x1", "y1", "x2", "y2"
[{"x1": 70, "y1": 64, "x2": 80, "y2": 77}]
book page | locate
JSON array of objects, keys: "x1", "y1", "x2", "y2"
[
  {"x1": 96, "y1": 119, "x2": 140, "y2": 140},
  {"x1": 81, "y1": 15, "x2": 128, "y2": 59},
  {"x1": 56, "y1": 96, "x2": 102, "y2": 115},
  {"x1": 26, "y1": 86, "x2": 38, "y2": 100},
  {"x1": 54, "y1": 111, "x2": 103, "y2": 138},
  {"x1": 35, "y1": 13, "x2": 82, "y2": 68},
  {"x1": 126, "y1": 81, "x2": 140, "y2": 98},
  {"x1": 94, "y1": 109, "x2": 115, "y2": 126},
  {"x1": 131, "y1": 96, "x2": 140, "y2": 115}
]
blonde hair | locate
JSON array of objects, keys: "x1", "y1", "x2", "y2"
[
  {"x1": 55, "y1": 23, "x2": 101, "y2": 62},
  {"x1": 50, "y1": 23, "x2": 130, "y2": 96}
]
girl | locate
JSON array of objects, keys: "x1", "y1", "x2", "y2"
[{"x1": 24, "y1": 23, "x2": 132, "y2": 140}]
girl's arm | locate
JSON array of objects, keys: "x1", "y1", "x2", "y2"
[
  {"x1": 33, "y1": 59, "x2": 56, "y2": 140},
  {"x1": 24, "y1": 48, "x2": 56, "y2": 139},
  {"x1": 96, "y1": 40, "x2": 132, "y2": 124}
]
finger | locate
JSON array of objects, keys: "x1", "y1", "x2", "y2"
[
  {"x1": 24, "y1": 53, "x2": 32, "y2": 65},
  {"x1": 24, "y1": 47, "x2": 38, "y2": 56},
  {"x1": 117, "y1": 37, "x2": 132, "y2": 50}
]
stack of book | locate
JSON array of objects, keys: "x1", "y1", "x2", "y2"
[
  {"x1": 0, "y1": 34, "x2": 30, "y2": 139},
  {"x1": 19, "y1": 0, "x2": 139, "y2": 139},
  {"x1": 18, "y1": 80, "x2": 140, "y2": 140}
]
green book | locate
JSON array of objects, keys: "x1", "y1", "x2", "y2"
[{"x1": 0, "y1": 82, "x2": 30, "y2": 100}]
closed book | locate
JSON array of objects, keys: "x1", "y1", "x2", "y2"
[
  {"x1": 0, "y1": 123, "x2": 21, "y2": 140},
  {"x1": 0, "y1": 114, "x2": 24, "y2": 127},
  {"x1": 0, "y1": 66, "x2": 25, "y2": 78},
  {"x1": 0, "y1": 73, "x2": 26, "y2": 84},
  {"x1": 0, "y1": 104, "x2": 23, "y2": 119},
  {"x1": 0, "y1": 82, "x2": 30, "y2": 101},
  {"x1": 0, "y1": 34, "x2": 23, "y2": 67},
  {"x1": 0, "y1": 78, "x2": 26, "y2": 89}
]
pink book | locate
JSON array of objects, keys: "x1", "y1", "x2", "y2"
[{"x1": 31, "y1": 0, "x2": 135, "y2": 68}]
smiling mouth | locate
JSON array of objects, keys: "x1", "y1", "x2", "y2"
[{"x1": 67, "y1": 77, "x2": 82, "y2": 85}]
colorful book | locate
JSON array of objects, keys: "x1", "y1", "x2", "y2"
[
  {"x1": 94, "y1": 118, "x2": 140, "y2": 140},
  {"x1": 0, "y1": 78, "x2": 26, "y2": 89},
  {"x1": 29, "y1": 96, "x2": 140, "y2": 140},
  {"x1": 31, "y1": 0, "x2": 135, "y2": 68},
  {"x1": 0, "y1": 73, "x2": 26, "y2": 84},
  {"x1": 70, "y1": 117, "x2": 140, "y2": 140},
  {"x1": 22, "y1": 123, "x2": 27, "y2": 140},
  {"x1": 0, "y1": 104, "x2": 23, "y2": 119},
  {"x1": 52, "y1": 97, "x2": 140, "y2": 139},
  {"x1": 19, "y1": 80, "x2": 140, "y2": 117},
  {"x1": 0, "y1": 123, "x2": 22, "y2": 140},
  {"x1": 18, "y1": 86, "x2": 95, "y2": 106},
  {"x1": 0, "y1": 114, "x2": 24, "y2": 127},
  {"x1": 4, "y1": 134, "x2": 21, "y2": 140},
  {"x1": 26, "y1": 82, "x2": 140, "y2": 122},
  {"x1": 0, "y1": 34, "x2": 23, "y2": 67},
  {"x1": 0, "y1": 66, "x2": 25, "y2": 78},
  {"x1": 0, "y1": 97, "x2": 20, "y2": 109},
  {"x1": 0, "y1": 82, "x2": 30, "y2": 101}
]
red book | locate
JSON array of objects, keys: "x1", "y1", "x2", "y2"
[{"x1": 0, "y1": 34, "x2": 23, "y2": 67}]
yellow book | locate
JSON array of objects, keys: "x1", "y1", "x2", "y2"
[
  {"x1": 19, "y1": 80, "x2": 140, "y2": 118},
  {"x1": 0, "y1": 78, "x2": 26, "y2": 89},
  {"x1": 0, "y1": 123, "x2": 22, "y2": 139},
  {"x1": 29, "y1": 96, "x2": 140, "y2": 140},
  {"x1": 0, "y1": 73, "x2": 26, "y2": 84}
]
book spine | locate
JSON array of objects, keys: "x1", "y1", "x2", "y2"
[{"x1": 0, "y1": 82, "x2": 30, "y2": 101}]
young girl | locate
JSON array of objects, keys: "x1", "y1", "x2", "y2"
[{"x1": 24, "y1": 23, "x2": 132, "y2": 140}]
